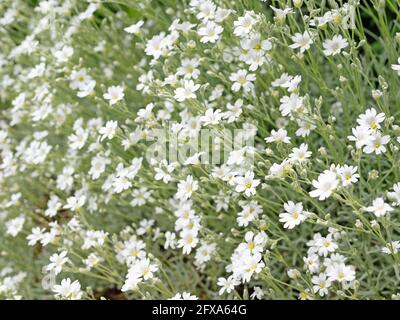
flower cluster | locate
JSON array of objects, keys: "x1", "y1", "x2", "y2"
[{"x1": 1, "y1": 0, "x2": 400, "y2": 300}]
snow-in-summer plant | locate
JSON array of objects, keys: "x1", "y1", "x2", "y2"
[{"x1": 1, "y1": 0, "x2": 400, "y2": 300}]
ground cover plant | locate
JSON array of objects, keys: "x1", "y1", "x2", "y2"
[{"x1": 1, "y1": 0, "x2": 400, "y2": 300}]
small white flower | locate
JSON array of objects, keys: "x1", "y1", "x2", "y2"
[
  {"x1": 124, "y1": 20, "x2": 144, "y2": 34},
  {"x1": 357, "y1": 108, "x2": 385, "y2": 130},
  {"x1": 174, "y1": 80, "x2": 200, "y2": 102},
  {"x1": 234, "y1": 171, "x2": 260, "y2": 197},
  {"x1": 323, "y1": 35, "x2": 348, "y2": 56},
  {"x1": 198, "y1": 21, "x2": 223, "y2": 43},
  {"x1": 363, "y1": 131, "x2": 390, "y2": 155},
  {"x1": 279, "y1": 94, "x2": 304, "y2": 117},
  {"x1": 217, "y1": 276, "x2": 239, "y2": 295},
  {"x1": 391, "y1": 57, "x2": 400, "y2": 75},
  {"x1": 326, "y1": 263, "x2": 355, "y2": 283},
  {"x1": 338, "y1": 165, "x2": 359, "y2": 186},
  {"x1": 46, "y1": 251, "x2": 69, "y2": 275},
  {"x1": 382, "y1": 241, "x2": 400, "y2": 254},
  {"x1": 229, "y1": 69, "x2": 256, "y2": 93},
  {"x1": 6, "y1": 216, "x2": 25, "y2": 237},
  {"x1": 265, "y1": 128, "x2": 291, "y2": 144},
  {"x1": 387, "y1": 183, "x2": 400, "y2": 206},
  {"x1": 288, "y1": 143, "x2": 312, "y2": 164},
  {"x1": 52, "y1": 278, "x2": 82, "y2": 300},
  {"x1": 201, "y1": 108, "x2": 223, "y2": 126},
  {"x1": 365, "y1": 197, "x2": 393, "y2": 217},
  {"x1": 176, "y1": 175, "x2": 199, "y2": 200},
  {"x1": 312, "y1": 273, "x2": 331, "y2": 297},
  {"x1": 279, "y1": 201, "x2": 307, "y2": 229},
  {"x1": 289, "y1": 31, "x2": 314, "y2": 53},
  {"x1": 309, "y1": 171, "x2": 339, "y2": 201},
  {"x1": 103, "y1": 85, "x2": 125, "y2": 105},
  {"x1": 233, "y1": 12, "x2": 258, "y2": 37},
  {"x1": 347, "y1": 126, "x2": 372, "y2": 149},
  {"x1": 99, "y1": 120, "x2": 118, "y2": 141},
  {"x1": 64, "y1": 195, "x2": 86, "y2": 211}
]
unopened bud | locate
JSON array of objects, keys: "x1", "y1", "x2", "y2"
[
  {"x1": 372, "y1": 89, "x2": 383, "y2": 100},
  {"x1": 293, "y1": 0, "x2": 303, "y2": 9}
]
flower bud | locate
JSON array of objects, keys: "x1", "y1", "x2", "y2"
[
  {"x1": 372, "y1": 89, "x2": 383, "y2": 100},
  {"x1": 293, "y1": 0, "x2": 303, "y2": 8}
]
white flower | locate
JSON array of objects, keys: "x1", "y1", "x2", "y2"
[
  {"x1": 237, "y1": 200, "x2": 262, "y2": 227},
  {"x1": 69, "y1": 69, "x2": 91, "y2": 90},
  {"x1": 234, "y1": 171, "x2": 260, "y2": 197},
  {"x1": 312, "y1": 273, "x2": 331, "y2": 297},
  {"x1": 77, "y1": 79, "x2": 96, "y2": 98},
  {"x1": 27, "y1": 227, "x2": 45, "y2": 246},
  {"x1": 198, "y1": 21, "x2": 223, "y2": 43},
  {"x1": 288, "y1": 143, "x2": 312, "y2": 164},
  {"x1": 176, "y1": 175, "x2": 199, "y2": 200},
  {"x1": 270, "y1": 6, "x2": 293, "y2": 24},
  {"x1": 53, "y1": 45, "x2": 74, "y2": 63},
  {"x1": 134, "y1": 258, "x2": 159, "y2": 280},
  {"x1": 201, "y1": 108, "x2": 223, "y2": 126},
  {"x1": 6, "y1": 216, "x2": 25, "y2": 237},
  {"x1": 145, "y1": 33, "x2": 168, "y2": 59},
  {"x1": 391, "y1": 57, "x2": 400, "y2": 75},
  {"x1": 314, "y1": 234, "x2": 338, "y2": 257},
  {"x1": 326, "y1": 263, "x2": 355, "y2": 283},
  {"x1": 131, "y1": 187, "x2": 152, "y2": 207},
  {"x1": 233, "y1": 12, "x2": 258, "y2": 37},
  {"x1": 347, "y1": 126, "x2": 372, "y2": 149},
  {"x1": 272, "y1": 73, "x2": 293, "y2": 88},
  {"x1": 155, "y1": 168, "x2": 172, "y2": 184},
  {"x1": 229, "y1": 69, "x2": 256, "y2": 93},
  {"x1": 357, "y1": 108, "x2": 385, "y2": 130},
  {"x1": 241, "y1": 253, "x2": 265, "y2": 282},
  {"x1": 265, "y1": 128, "x2": 291, "y2": 144},
  {"x1": 46, "y1": 251, "x2": 69, "y2": 275},
  {"x1": 338, "y1": 165, "x2": 359, "y2": 186},
  {"x1": 387, "y1": 183, "x2": 400, "y2": 206},
  {"x1": 124, "y1": 20, "x2": 144, "y2": 34},
  {"x1": 164, "y1": 231, "x2": 177, "y2": 249},
  {"x1": 196, "y1": 0, "x2": 216, "y2": 21},
  {"x1": 68, "y1": 127, "x2": 88, "y2": 150},
  {"x1": 99, "y1": 120, "x2": 118, "y2": 141},
  {"x1": 240, "y1": 33, "x2": 272, "y2": 55},
  {"x1": 296, "y1": 119, "x2": 316, "y2": 137},
  {"x1": 64, "y1": 195, "x2": 86, "y2": 211},
  {"x1": 89, "y1": 155, "x2": 109, "y2": 180},
  {"x1": 323, "y1": 35, "x2": 348, "y2": 56},
  {"x1": 217, "y1": 276, "x2": 239, "y2": 295},
  {"x1": 309, "y1": 171, "x2": 339, "y2": 200},
  {"x1": 103, "y1": 85, "x2": 125, "y2": 105},
  {"x1": 279, "y1": 94, "x2": 304, "y2": 117},
  {"x1": 177, "y1": 58, "x2": 200, "y2": 79},
  {"x1": 286, "y1": 75, "x2": 302, "y2": 92},
  {"x1": 303, "y1": 254, "x2": 320, "y2": 273},
  {"x1": 225, "y1": 99, "x2": 244, "y2": 123},
  {"x1": 177, "y1": 229, "x2": 199, "y2": 254},
  {"x1": 289, "y1": 31, "x2": 314, "y2": 53},
  {"x1": 250, "y1": 286, "x2": 264, "y2": 300},
  {"x1": 215, "y1": 7, "x2": 231, "y2": 23},
  {"x1": 84, "y1": 253, "x2": 103, "y2": 270},
  {"x1": 52, "y1": 278, "x2": 83, "y2": 300},
  {"x1": 279, "y1": 201, "x2": 307, "y2": 229},
  {"x1": 363, "y1": 131, "x2": 390, "y2": 154},
  {"x1": 382, "y1": 241, "x2": 400, "y2": 254},
  {"x1": 365, "y1": 197, "x2": 393, "y2": 217},
  {"x1": 121, "y1": 273, "x2": 141, "y2": 292},
  {"x1": 174, "y1": 80, "x2": 200, "y2": 102}
]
